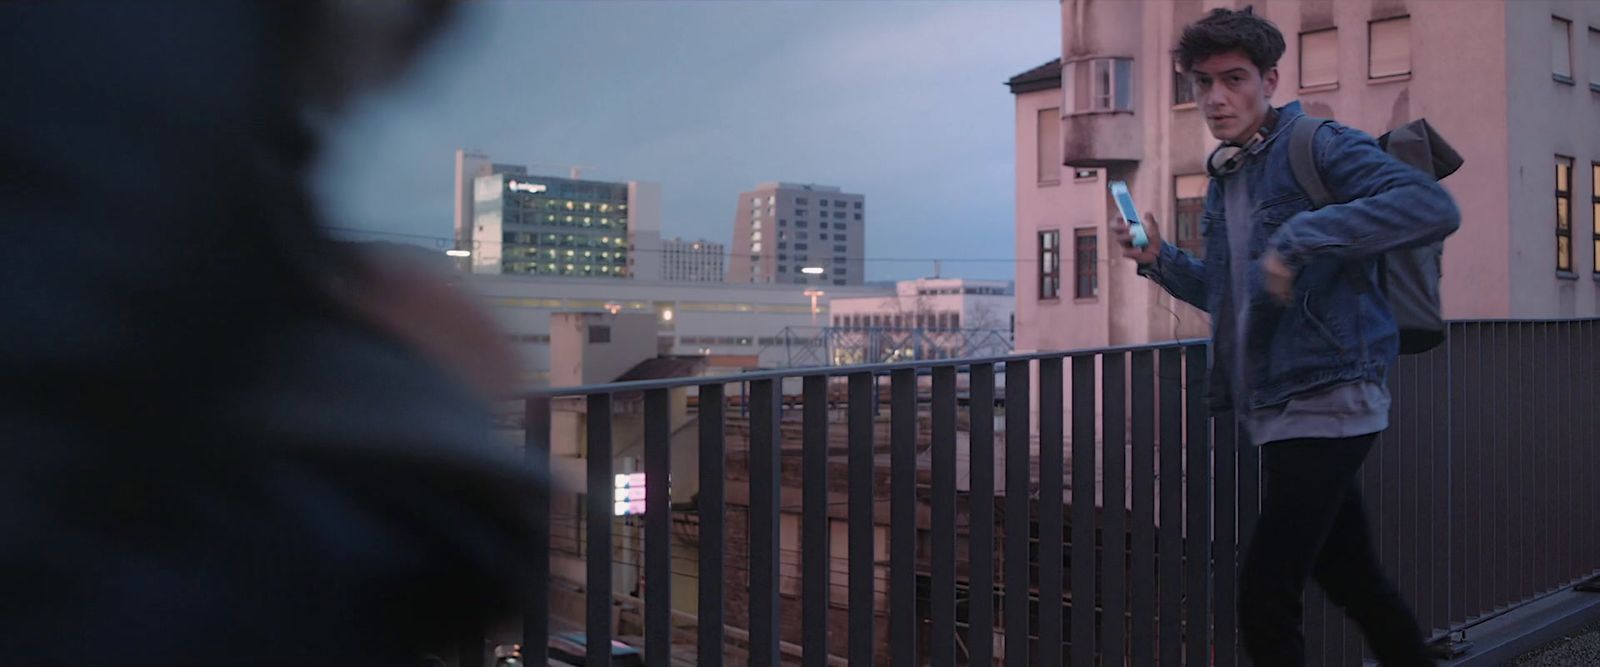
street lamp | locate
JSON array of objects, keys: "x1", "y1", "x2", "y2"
[{"x1": 803, "y1": 288, "x2": 825, "y2": 326}]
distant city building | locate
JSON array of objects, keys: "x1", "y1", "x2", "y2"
[
  {"x1": 454, "y1": 150, "x2": 661, "y2": 279},
  {"x1": 726, "y1": 182, "x2": 865, "y2": 286},
  {"x1": 828, "y1": 277, "x2": 1014, "y2": 332},
  {"x1": 466, "y1": 273, "x2": 891, "y2": 385},
  {"x1": 823, "y1": 277, "x2": 1016, "y2": 364},
  {"x1": 659, "y1": 238, "x2": 725, "y2": 282}
]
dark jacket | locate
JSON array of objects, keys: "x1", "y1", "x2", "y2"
[{"x1": 1140, "y1": 101, "x2": 1461, "y2": 411}]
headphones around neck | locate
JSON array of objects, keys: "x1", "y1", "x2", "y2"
[{"x1": 1206, "y1": 106, "x2": 1280, "y2": 178}]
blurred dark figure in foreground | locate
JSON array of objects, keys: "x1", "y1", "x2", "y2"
[{"x1": 0, "y1": 2, "x2": 543, "y2": 664}]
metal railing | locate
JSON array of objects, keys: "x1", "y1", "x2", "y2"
[{"x1": 517, "y1": 319, "x2": 1600, "y2": 666}]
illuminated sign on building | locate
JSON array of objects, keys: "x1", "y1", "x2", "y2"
[
  {"x1": 508, "y1": 181, "x2": 548, "y2": 194},
  {"x1": 614, "y1": 472, "x2": 647, "y2": 516}
]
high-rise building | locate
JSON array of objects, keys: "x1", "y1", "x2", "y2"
[
  {"x1": 1011, "y1": 0, "x2": 1600, "y2": 354},
  {"x1": 453, "y1": 150, "x2": 527, "y2": 254},
  {"x1": 455, "y1": 152, "x2": 661, "y2": 279},
  {"x1": 726, "y1": 182, "x2": 865, "y2": 286},
  {"x1": 660, "y1": 238, "x2": 725, "y2": 282}
]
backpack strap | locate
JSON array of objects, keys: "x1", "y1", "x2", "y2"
[
  {"x1": 1288, "y1": 115, "x2": 1374, "y2": 293},
  {"x1": 1289, "y1": 115, "x2": 1333, "y2": 209}
]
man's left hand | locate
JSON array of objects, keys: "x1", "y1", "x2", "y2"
[{"x1": 1262, "y1": 249, "x2": 1295, "y2": 305}]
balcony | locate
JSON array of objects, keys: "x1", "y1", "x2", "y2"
[
  {"x1": 512, "y1": 319, "x2": 1600, "y2": 666},
  {"x1": 1060, "y1": 57, "x2": 1141, "y2": 168}
]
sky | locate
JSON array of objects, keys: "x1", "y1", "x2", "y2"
[{"x1": 313, "y1": 0, "x2": 1060, "y2": 282}]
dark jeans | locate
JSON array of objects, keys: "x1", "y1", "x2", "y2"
[{"x1": 1238, "y1": 435, "x2": 1435, "y2": 666}]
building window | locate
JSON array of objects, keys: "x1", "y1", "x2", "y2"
[
  {"x1": 853, "y1": 213, "x2": 862, "y2": 220},
  {"x1": 1593, "y1": 163, "x2": 1599, "y2": 273},
  {"x1": 833, "y1": 222, "x2": 846, "y2": 230},
  {"x1": 795, "y1": 243, "x2": 808, "y2": 250},
  {"x1": 796, "y1": 221, "x2": 808, "y2": 228},
  {"x1": 835, "y1": 234, "x2": 847, "y2": 241},
  {"x1": 1368, "y1": 17, "x2": 1411, "y2": 79},
  {"x1": 796, "y1": 209, "x2": 807, "y2": 217},
  {"x1": 1553, "y1": 17, "x2": 1574, "y2": 82},
  {"x1": 834, "y1": 279, "x2": 846, "y2": 286},
  {"x1": 818, "y1": 199, "x2": 829, "y2": 207},
  {"x1": 854, "y1": 202, "x2": 862, "y2": 209},
  {"x1": 589, "y1": 326, "x2": 611, "y2": 343},
  {"x1": 834, "y1": 244, "x2": 847, "y2": 252},
  {"x1": 1064, "y1": 57, "x2": 1134, "y2": 114},
  {"x1": 1589, "y1": 29, "x2": 1600, "y2": 89},
  {"x1": 1037, "y1": 107, "x2": 1062, "y2": 185},
  {"x1": 797, "y1": 232, "x2": 808, "y2": 240},
  {"x1": 796, "y1": 198, "x2": 807, "y2": 206},
  {"x1": 819, "y1": 233, "x2": 828, "y2": 240},
  {"x1": 779, "y1": 219, "x2": 787, "y2": 227},
  {"x1": 1039, "y1": 230, "x2": 1061, "y2": 299},
  {"x1": 1174, "y1": 174, "x2": 1209, "y2": 258},
  {"x1": 1557, "y1": 156, "x2": 1573, "y2": 272},
  {"x1": 1300, "y1": 28, "x2": 1338, "y2": 88},
  {"x1": 1172, "y1": 59, "x2": 1195, "y2": 107},
  {"x1": 1074, "y1": 229, "x2": 1098, "y2": 299}
]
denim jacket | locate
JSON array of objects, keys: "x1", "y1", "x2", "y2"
[{"x1": 1140, "y1": 101, "x2": 1460, "y2": 411}]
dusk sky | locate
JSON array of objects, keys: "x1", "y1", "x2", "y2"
[{"x1": 314, "y1": 0, "x2": 1060, "y2": 282}]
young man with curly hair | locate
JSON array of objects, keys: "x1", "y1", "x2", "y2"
[{"x1": 1112, "y1": 7, "x2": 1458, "y2": 666}]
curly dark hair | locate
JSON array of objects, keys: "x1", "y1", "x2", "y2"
[{"x1": 1174, "y1": 6, "x2": 1286, "y2": 75}]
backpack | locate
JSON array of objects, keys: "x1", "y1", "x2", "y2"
[{"x1": 1287, "y1": 115, "x2": 1464, "y2": 355}]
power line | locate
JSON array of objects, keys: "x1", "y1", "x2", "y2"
[{"x1": 322, "y1": 225, "x2": 1158, "y2": 266}]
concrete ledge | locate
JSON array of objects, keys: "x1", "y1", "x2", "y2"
[{"x1": 1442, "y1": 589, "x2": 1600, "y2": 667}]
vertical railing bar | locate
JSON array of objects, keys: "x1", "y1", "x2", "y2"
[
  {"x1": 1158, "y1": 347, "x2": 1183, "y2": 667},
  {"x1": 524, "y1": 397, "x2": 552, "y2": 667},
  {"x1": 930, "y1": 367, "x2": 958, "y2": 667},
  {"x1": 644, "y1": 389, "x2": 672, "y2": 667},
  {"x1": 968, "y1": 364, "x2": 997, "y2": 667},
  {"x1": 1129, "y1": 350, "x2": 1157, "y2": 667},
  {"x1": 848, "y1": 372, "x2": 875, "y2": 667},
  {"x1": 1038, "y1": 357, "x2": 1065, "y2": 667},
  {"x1": 1401, "y1": 354, "x2": 1421, "y2": 633},
  {"x1": 889, "y1": 369, "x2": 918, "y2": 667},
  {"x1": 1069, "y1": 354, "x2": 1097, "y2": 667},
  {"x1": 1101, "y1": 353, "x2": 1128, "y2": 666},
  {"x1": 1558, "y1": 321, "x2": 1571, "y2": 585},
  {"x1": 1004, "y1": 359, "x2": 1032, "y2": 667},
  {"x1": 1429, "y1": 345, "x2": 1448, "y2": 633},
  {"x1": 698, "y1": 384, "x2": 726, "y2": 667},
  {"x1": 802, "y1": 376, "x2": 830, "y2": 667},
  {"x1": 1213, "y1": 408, "x2": 1239, "y2": 667},
  {"x1": 587, "y1": 393, "x2": 615, "y2": 667},
  {"x1": 1446, "y1": 325, "x2": 1465, "y2": 627},
  {"x1": 1183, "y1": 345, "x2": 1212, "y2": 667},
  {"x1": 748, "y1": 379, "x2": 781, "y2": 667},
  {"x1": 1516, "y1": 323, "x2": 1531, "y2": 603}
]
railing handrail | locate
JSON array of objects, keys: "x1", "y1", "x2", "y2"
[
  {"x1": 523, "y1": 336, "x2": 1207, "y2": 398},
  {"x1": 523, "y1": 317, "x2": 1600, "y2": 398}
]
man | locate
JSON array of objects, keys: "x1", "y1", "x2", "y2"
[
  {"x1": 0, "y1": 3, "x2": 542, "y2": 665},
  {"x1": 1111, "y1": 7, "x2": 1458, "y2": 666}
]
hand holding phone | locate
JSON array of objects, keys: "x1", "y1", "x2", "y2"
[{"x1": 1109, "y1": 180, "x2": 1148, "y2": 248}]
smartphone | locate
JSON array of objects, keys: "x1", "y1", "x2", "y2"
[{"x1": 1109, "y1": 180, "x2": 1148, "y2": 248}]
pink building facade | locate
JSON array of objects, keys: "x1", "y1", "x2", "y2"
[{"x1": 1013, "y1": 0, "x2": 1600, "y2": 355}]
